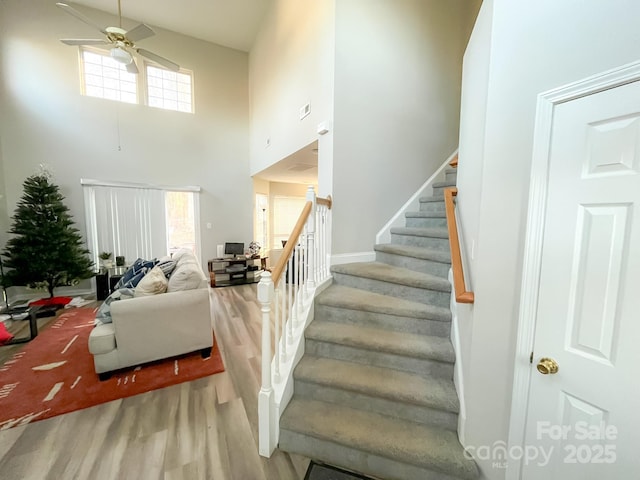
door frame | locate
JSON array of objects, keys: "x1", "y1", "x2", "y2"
[{"x1": 505, "y1": 59, "x2": 640, "y2": 479}]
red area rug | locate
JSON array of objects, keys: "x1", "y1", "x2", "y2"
[{"x1": 0, "y1": 307, "x2": 224, "y2": 429}]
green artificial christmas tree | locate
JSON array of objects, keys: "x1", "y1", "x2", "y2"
[{"x1": 1, "y1": 173, "x2": 93, "y2": 298}]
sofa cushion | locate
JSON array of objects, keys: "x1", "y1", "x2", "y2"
[
  {"x1": 89, "y1": 323, "x2": 116, "y2": 355},
  {"x1": 167, "y1": 262, "x2": 207, "y2": 292},
  {"x1": 135, "y1": 266, "x2": 168, "y2": 297}
]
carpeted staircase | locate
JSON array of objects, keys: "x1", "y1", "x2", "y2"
[{"x1": 278, "y1": 167, "x2": 479, "y2": 480}]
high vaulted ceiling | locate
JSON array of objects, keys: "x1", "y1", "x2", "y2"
[{"x1": 70, "y1": 0, "x2": 272, "y2": 52}]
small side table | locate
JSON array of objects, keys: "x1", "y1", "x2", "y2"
[
  {"x1": 2, "y1": 305, "x2": 58, "y2": 345},
  {"x1": 95, "y1": 269, "x2": 109, "y2": 301},
  {"x1": 108, "y1": 267, "x2": 128, "y2": 293}
]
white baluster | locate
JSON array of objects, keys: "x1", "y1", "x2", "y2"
[
  {"x1": 273, "y1": 283, "x2": 280, "y2": 382},
  {"x1": 280, "y1": 277, "x2": 287, "y2": 362},
  {"x1": 287, "y1": 255, "x2": 294, "y2": 345}
]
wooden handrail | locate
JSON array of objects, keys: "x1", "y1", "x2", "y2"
[
  {"x1": 316, "y1": 195, "x2": 332, "y2": 209},
  {"x1": 271, "y1": 201, "x2": 313, "y2": 285},
  {"x1": 449, "y1": 154, "x2": 458, "y2": 168},
  {"x1": 444, "y1": 187, "x2": 474, "y2": 303}
]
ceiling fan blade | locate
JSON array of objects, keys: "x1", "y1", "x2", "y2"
[
  {"x1": 136, "y1": 48, "x2": 180, "y2": 72},
  {"x1": 56, "y1": 3, "x2": 106, "y2": 34},
  {"x1": 126, "y1": 59, "x2": 139, "y2": 75},
  {"x1": 60, "y1": 38, "x2": 109, "y2": 46},
  {"x1": 126, "y1": 24, "x2": 155, "y2": 43}
]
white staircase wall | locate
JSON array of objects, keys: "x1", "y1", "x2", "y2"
[{"x1": 456, "y1": 1, "x2": 640, "y2": 478}]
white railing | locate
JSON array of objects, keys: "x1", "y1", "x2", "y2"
[{"x1": 258, "y1": 186, "x2": 332, "y2": 457}]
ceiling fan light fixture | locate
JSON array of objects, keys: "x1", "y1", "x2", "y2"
[{"x1": 111, "y1": 46, "x2": 132, "y2": 65}]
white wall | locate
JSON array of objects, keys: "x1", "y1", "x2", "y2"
[
  {"x1": 249, "y1": 0, "x2": 335, "y2": 198},
  {"x1": 456, "y1": 1, "x2": 640, "y2": 478},
  {"x1": 331, "y1": 0, "x2": 470, "y2": 254},
  {"x1": 0, "y1": 1, "x2": 251, "y2": 278},
  {"x1": 455, "y1": 0, "x2": 493, "y2": 391}
]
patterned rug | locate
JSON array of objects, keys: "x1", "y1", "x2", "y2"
[{"x1": 0, "y1": 307, "x2": 224, "y2": 430}]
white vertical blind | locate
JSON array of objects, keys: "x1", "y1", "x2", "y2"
[{"x1": 83, "y1": 184, "x2": 167, "y2": 267}]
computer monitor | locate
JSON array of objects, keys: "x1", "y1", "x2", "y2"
[{"x1": 224, "y1": 242, "x2": 244, "y2": 257}]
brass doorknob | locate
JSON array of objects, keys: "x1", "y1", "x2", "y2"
[{"x1": 537, "y1": 357, "x2": 559, "y2": 375}]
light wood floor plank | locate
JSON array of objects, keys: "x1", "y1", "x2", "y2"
[{"x1": 0, "y1": 285, "x2": 309, "y2": 479}]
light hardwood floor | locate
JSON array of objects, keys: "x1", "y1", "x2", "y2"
[{"x1": 0, "y1": 285, "x2": 310, "y2": 480}]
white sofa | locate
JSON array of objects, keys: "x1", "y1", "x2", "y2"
[{"x1": 88, "y1": 252, "x2": 213, "y2": 380}]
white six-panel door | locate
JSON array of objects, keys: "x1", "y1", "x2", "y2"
[{"x1": 522, "y1": 78, "x2": 640, "y2": 478}]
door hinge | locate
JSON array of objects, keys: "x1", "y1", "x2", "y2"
[{"x1": 529, "y1": 352, "x2": 534, "y2": 364}]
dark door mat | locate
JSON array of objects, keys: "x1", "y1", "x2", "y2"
[{"x1": 304, "y1": 461, "x2": 377, "y2": 480}]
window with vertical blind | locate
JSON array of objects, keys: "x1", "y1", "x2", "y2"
[
  {"x1": 272, "y1": 196, "x2": 307, "y2": 249},
  {"x1": 82, "y1": 180, "x2": 200, "y2": 267}
]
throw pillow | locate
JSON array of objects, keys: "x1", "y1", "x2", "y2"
[
  {"x1": 134, "y1": 266, "x2": 168, "y2": 297},
  {"x1": 167, "y1": 262, "x2": 207, "y2": 292},
  {"x1": 114, "y1": 258, "x2": 158, "y2": 290},
  {"x1": 156, "y1": 258, "x2": 177, "y2": 278},
  {"x1": 171, "y1": 248, "x2": 193, "y2": 265},
  {"x1": 94, "y1": 288, "x2": 136, "y2": 325}
]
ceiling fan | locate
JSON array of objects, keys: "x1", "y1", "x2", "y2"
[{"x1": 56, "y1": 0, "x2": 179, "y2": 74}]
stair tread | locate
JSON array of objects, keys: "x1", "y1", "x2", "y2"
[
  {"x1": 295, "y1": 355, "x2": 459, "y2": 413},
  {"x1": 317, "y1": 284, "x2": 451, "y2": 322},
  {"x1": 419, "y1": 195, "x2": 445, "y2": 203},
  {"x1": 331, "y1": 262, "x2": 451, "y2": 292},
  {"x1": 306, "y1": 321, "x2": 455, "y2": 363},
  {"x1": 405, "y1": 211, "x2": 447, "y2": 218},
  {"x1": 281, "y1": 398, "x2": 479, "y2": 480},
  {"x1": 433, "y1": 180, "x2": 457, "y2": 188},
  {"x1": 374, "y1": 243, "x2": 451, "y2": 264},
  {"x1": 391, "y1": 226, "x2": 449, "y2": 239}
]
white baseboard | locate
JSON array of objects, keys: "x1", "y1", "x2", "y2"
[
  {"x1": 331, "y1": 251, "x2": 376, "y2": 266},
  {"x1": 449, "y1": 269, "x2": 467, "y2": 447}
]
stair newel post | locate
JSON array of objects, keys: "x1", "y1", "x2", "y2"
[
  {"x1": 258, "y1": 271, "x2": 276, "y2": 456},
  {"x1": 305, "y1": 186, "x2": 317, "y2": 292},
  {"x1": 318, "y1": 208, "x2": 324, "y2": 280}
]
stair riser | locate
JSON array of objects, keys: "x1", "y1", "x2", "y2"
[
  {"x1": 279, "y1": 430, "x2": 467, "y2": 480},
  {"x1": 314, "y1": 304, "x2": 451, "y2": 337},
  {"x1": 294, "y1": 380, "x2": 458, "y2": 431},
  {"x1": 332, "y1": 272, "x2": 451, "y2": 308},
  {"x1": 419, "y1": 201, "x2": 446, "y2": 213},
  {"x1": 376, "y1": 251, "x2": 451, "y2": 278},
  {"x1": 305, "y1": 339, "x2": 454, "y2": 379},
  {"x1": 445, "y1": 170, "x2": 457, "y2": 182},
  {"x1": 391, "y1": 233, "x2": 450, "y2": 252},
  {"x1": 405, "y1": 216, "x2": 448, "y2": 228}
]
